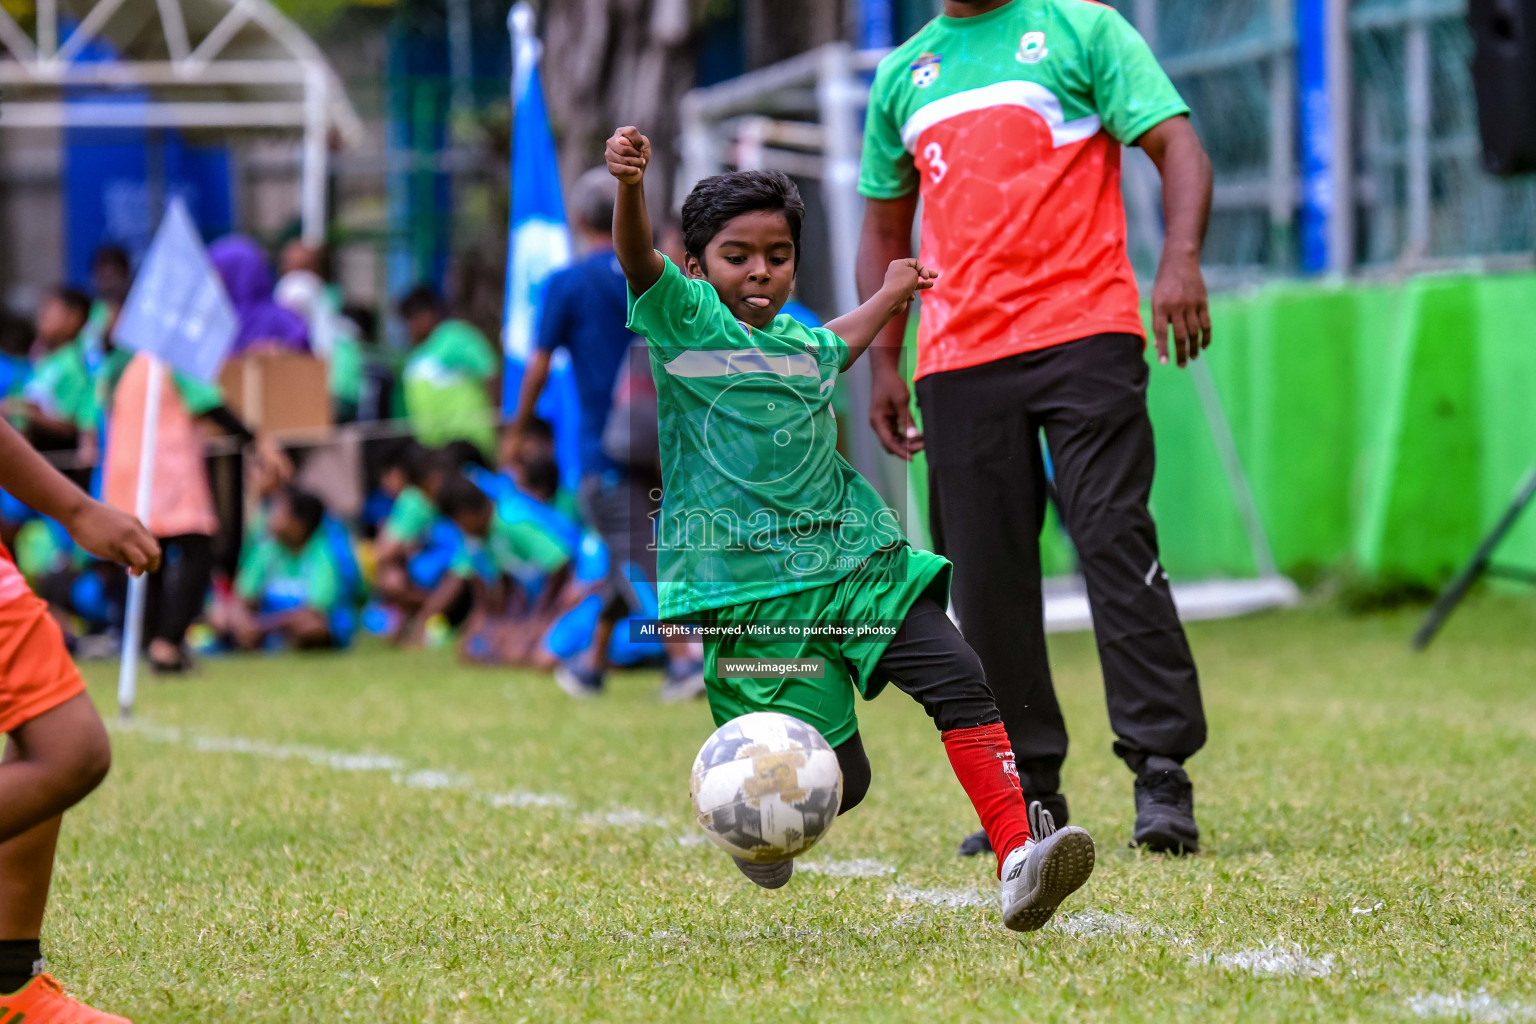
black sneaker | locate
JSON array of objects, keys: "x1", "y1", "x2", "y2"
[
  {"x1": 957, "y1": 792, "x2": 1070, "y2": 857},
  {"x1": 1132, "y1": 756, "x2": 1200, "y2": 854}
]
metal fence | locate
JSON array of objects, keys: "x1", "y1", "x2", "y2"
[
  {"x1": 897, "y1": 0, "x2": 1536, "y2": 281},
  {"x1": 1122, "y1": 0, "x2": 1536, "y2": 281}
]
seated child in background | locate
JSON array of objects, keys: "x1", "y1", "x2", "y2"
[
  {"x1": 360, "y1": 439, "x2": 418, "y2": 539},
  {"x1": 218, "y1": 487, "x2": 353, "y2": 651},
  {"x1": 374, "y1": 446, "x2": 465, "y2": 623},
  {"x1": 499, "y1": 416, "x2": 581, "y2": 522},
  {"x1": 0, "y1": 312, "x2": 31, "y2": 425},
  {"x1": 430, "y1": 475, "x2": 576, "y2": 668},
  {"x1": 13, "y1": 288, "x2": 93, "y2": 453}
]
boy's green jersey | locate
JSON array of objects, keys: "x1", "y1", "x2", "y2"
[
  {"x1": 383, "y1": 486, "x2": 436, "y2": 546},
  {"x1": 452, "y1": 506, "x2": 570, "y2": 586},
  {"x1": 627, "y1": 257, "x2": 905, "y2": 620},
  {"x1": 25, "y1": 339, "x2": 95, "y2": 430},
  {"x1": 237, "y1": 531, "x2": 341, "y2": 613}
]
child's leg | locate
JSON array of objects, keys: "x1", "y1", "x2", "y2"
[
  {"x1": 276, "y1": 609, "x2": 335, "y2": 650},
  {"x1": 874, "y1": 596, "x2": 1032, "y2": 874},
  {"x1": 0, "y1": 694, "x2": 111, "y2": 845},
  {"x1": 0, "y1": 814, "x2": 62, "y2": 939}
]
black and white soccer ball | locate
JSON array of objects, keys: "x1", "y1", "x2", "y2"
[{"x1": 689, "y1": 712, "x2": 843, "y2": 863}]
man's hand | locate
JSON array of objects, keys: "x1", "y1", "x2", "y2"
[
  {"x1": 1138, "y1": 115, "x2": 1214, "y2": 369},
  {"x1": 606, "y1": 127, "x2": 651, "y2": 185},
  {"x1": 1150, "y1": 253, "x2": 1211, "y2": 368},
  {"x1": 869, "y1": 367, "x2": 924, "y2": 462},
  {"x1": 882, "y1": 258, "x2": 939, "y2": 314},
  {"x1": 62, "y1": 500, "x2": 161, "y2": 576}
]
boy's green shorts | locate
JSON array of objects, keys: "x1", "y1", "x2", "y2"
[{"x1": 695, "y1": 544, "x2": 951, "y2": 747}]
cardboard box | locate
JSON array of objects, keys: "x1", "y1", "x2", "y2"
[{"x1": 219, "y1": 352, "x2": 331, "y2": 437}]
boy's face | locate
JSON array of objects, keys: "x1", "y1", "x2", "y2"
[
  {"x1": 93, "y1": 262, "x2": 129, "y2": 302},
  {"x1": 452, "y1": 507, "x2": 493, "y2": 540},
  {"x1": 37, "y1": 297, "x2": 84, "y2": 347},
  {"x1": 512, "y1": 433, "x2": 553, "y2": 468},
  {"x1": 685, "y1": 210, "x2": 796, "y2": 330},
  {"x1": 380, "y1": 466, "x2": 408, "y2": 497},
  {"x1": 404, "y1": 310, "x2": 439, "y2": 346},
  {"x1": 270, "y1": 501, "x2": 309, "y2": 551}
]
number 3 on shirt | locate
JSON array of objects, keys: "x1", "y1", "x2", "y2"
[{"x1": 922, "y1": 142, "x2": 948, "y2": 184}]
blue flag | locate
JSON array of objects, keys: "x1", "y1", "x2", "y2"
[
  {"x1": 503, "y1": 2, "x2": 581, "y2": 492},
  {"x1": 114, "y1": 198, "x2": 238, "y2": 383}
]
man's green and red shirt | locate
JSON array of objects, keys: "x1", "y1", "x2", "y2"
[{"x1": 860, "y1": 0, "x2": 1188, "y2": 378}]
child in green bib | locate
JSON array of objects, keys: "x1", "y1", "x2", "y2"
[{"x1": 603, "y1": 126, "x2": 1096, "y2": 931}]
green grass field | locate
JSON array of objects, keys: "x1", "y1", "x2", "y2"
[{"x1": 46, "y1": 596, "x2": 1536, "y2": 1022}]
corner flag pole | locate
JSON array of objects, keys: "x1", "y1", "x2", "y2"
[{"x1": 117, "y1": 355, "x2": 165, "y2": 720}]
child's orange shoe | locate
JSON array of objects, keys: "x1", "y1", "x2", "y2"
[{"x1": 0, "y1": 973, "x2": 131, "y2": 1023}]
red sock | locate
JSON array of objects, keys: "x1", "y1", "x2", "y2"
[{"x1": 942, "y1": 723, "x2": 1033, "y2": 876}]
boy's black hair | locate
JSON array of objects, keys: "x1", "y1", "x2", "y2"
[
  {"x1": 517, "y1": 415, "x2": 554, "y2": 444},
  {"x1": 46, "y1": 286, "x2": 92, "y2": 324},
  {"x1": 681, "y1": 170, "x2": 805, "y2": 268},
  {"x1": 396, "y1": 284, "x2": 443, "y2": 320},
  {"x1": 92, "y1": 244, "x2": 131, "y2": 276},
  {"x1": 443, "y1": 439, "x2": 490, "y2": 472},
  {"x1": 406, "y1": 445, "x2": 458, "y2": 490},
  {"x1": 378, "y1": 437, "x2": 421, "y2": 475},
  {"x1": 436, "y1": 474, "x2": 492, "y2": 520},
  {"x1": 519, "y1": 453, "x2": 560, "y2": 502},
  {"x1": 279, "y1": 486, "x2": 325, "y2": 543},
  {"x1": 342, "y1": 304, "x2": 378, "y2": 345}
]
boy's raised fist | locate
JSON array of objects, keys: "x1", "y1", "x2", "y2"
[{"x1": 606, "y1": 126, "x2": 651, "y2": 185}]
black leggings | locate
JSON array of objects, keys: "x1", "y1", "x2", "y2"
[
  {"x1": 144, "y1": 534, "x2": 213, "y2": 648},
  {"x1": 832, "y1": 596, "x2": 1002, "y2": 814}
]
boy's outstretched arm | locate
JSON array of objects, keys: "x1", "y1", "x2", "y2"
[
  {"x1": 606, "y1": 126, "x2": 665, "y2": 296},
  {"x1": 826, "y1": 259, "x2": 937, "y2": 370},
  {"x1": 0, "y1": 419, "x2": 160, "y2": 574}
]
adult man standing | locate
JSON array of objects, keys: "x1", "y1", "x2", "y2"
[{"x1": 857, "y1": 0, "x2": 1214, "y2": 854}]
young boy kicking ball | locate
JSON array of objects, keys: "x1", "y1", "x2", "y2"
[
  {"x1": 606, "y1": 126, "x2": 1095, "y2": 931},
  {"x1": 0, "y1": 418, "x2": 160, "y2": 1021}
]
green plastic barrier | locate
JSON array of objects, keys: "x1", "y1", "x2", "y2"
[{"x1": 846, "y1": 270, "x2": 1536, "y2": 587}]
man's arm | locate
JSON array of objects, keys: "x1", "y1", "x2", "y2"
[
  {"x1": 511, "y1": 349, "x2": 552, "y2": 434},
  {"x1": 1137, "y1": 115, "x2": 1214, "y2": 368},
  {"x1": 606, "y1": 127, "x2": 665, "y2": 296},
  {"x1": 827, "y1": 258, "x2": 937, "y2": 369},
  {"x1": 855, "y1": 194, "x2": 923, "y2": 461},
  {"x1": 0, "y1": 418, "x2": 159, "y2": 573}
]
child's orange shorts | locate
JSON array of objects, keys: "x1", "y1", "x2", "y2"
[{"x1": 0, "y1": 593, "x2": 86, "y2": 736}]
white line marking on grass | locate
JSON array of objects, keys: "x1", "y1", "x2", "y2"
[
  {"x1": 153, "y1": 727, "x2": 409, "y2": 773},
  {"x1": 1049, "y1": 910, "x2": 1149, "y2": 938},
  {"x1": 1351, "y1": 901, "x2": 1384, "y2": 915},
  {"x1": 799, "y1": 858, "x2": 896, "y2": 878},
  {"x1": 1407, "y1": 992, "x2": 1534, "y2": 1022},
  {"x1": 1198, "y1": 944, "x2": 1335, "y2": 979},
  {"x1": 676, "y1": 832, "x2": 711, "y2": 847},
  {"x1": 888, "y1": 884, "x2": 990, "y2": 909},
  {"x1": 394, "y1": 770, "x2": 472, "y2": 790},
  {"x1": 485, "y1": 791, "x2": 573, "y2": 809},
  {"x1": 583, "y1": 809, "x2": 672, "y2": 828}
]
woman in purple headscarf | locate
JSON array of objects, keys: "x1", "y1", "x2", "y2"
[{"x1": 209, "y1": 236, "x2": 310, "y2": 355}]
